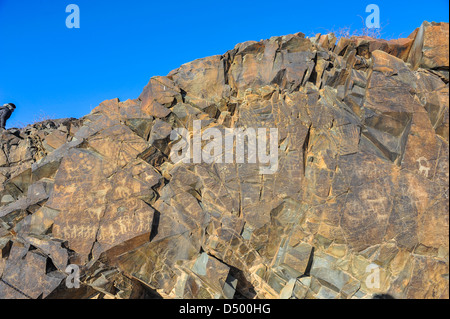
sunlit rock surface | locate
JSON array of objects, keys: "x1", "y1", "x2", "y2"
[{"x1": 0, "y1": 21, "x2": 448, "y2": 299}]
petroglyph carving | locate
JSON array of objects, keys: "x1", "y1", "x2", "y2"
[{"x1": 416, "y1": 157, "x2": 431, "y2": 177}]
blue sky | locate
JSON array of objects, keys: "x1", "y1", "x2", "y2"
[{"x1": 0, "y1": 0, "x2": 448, "y2": 128}]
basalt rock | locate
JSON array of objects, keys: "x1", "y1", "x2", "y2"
[{"x1": 0, "y1": 21, "x2": 448, "y2": 299}]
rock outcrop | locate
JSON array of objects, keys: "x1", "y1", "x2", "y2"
[{"x1": 0, "y1": 21, "x2": 448, "y2": 299}]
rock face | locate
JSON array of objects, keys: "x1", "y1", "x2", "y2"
[{"x1": 0, "y1": 21, "x2": 448, "y2": 299}]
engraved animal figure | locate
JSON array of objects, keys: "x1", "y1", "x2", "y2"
[{"x1": 416, "y1": 157, "x2": 431, "y2": 177}]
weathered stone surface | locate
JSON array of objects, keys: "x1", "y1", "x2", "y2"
[
  {"x1": 337, "y1": 36, "x2": 414, "y2": 62},
  {"x1": 0, "y1": 241, "x2": 65, "y2": 299},
  {"x1": 0, "y1": 21, "x2": 448, "y2": 299},
  {"x1": 407, "y1": 21, "x2": 449, "y2": 82}
]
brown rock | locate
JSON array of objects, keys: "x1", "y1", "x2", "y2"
[
  {"x1": 0, "y1": 21, "x2": 448, "y2": 299},
  {"x1": 408, "y1": 21, "x2": 449, "y2": 77}
]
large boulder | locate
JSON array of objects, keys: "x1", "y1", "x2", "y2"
[{"x1": 0, "y1": 21, "x2": 448, "y2": 299}]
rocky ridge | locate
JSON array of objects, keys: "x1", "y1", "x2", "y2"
[{"x1": 0, "y1": 21, "x2": 448, "y2": 299}]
